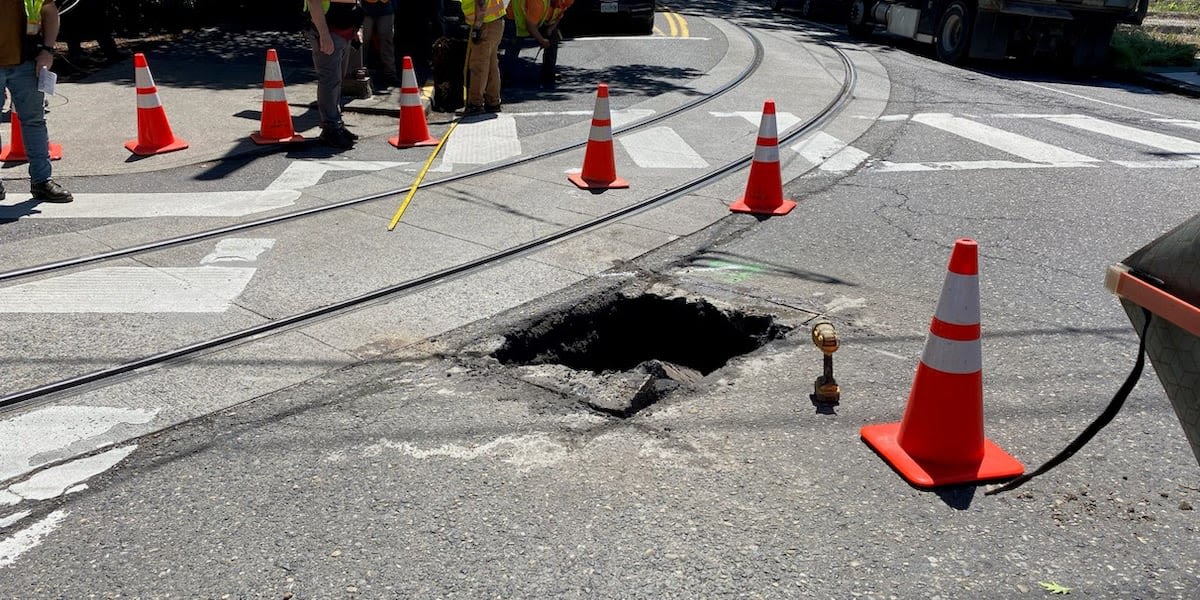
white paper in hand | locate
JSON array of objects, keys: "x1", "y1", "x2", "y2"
[{"x1": 38, "y1": 67, "x2": 57, "y2": 96}]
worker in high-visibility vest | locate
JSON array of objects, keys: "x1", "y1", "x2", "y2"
[
  {"x1": 460, "y1": 0, "x2": 507, "y2": 114},
  {"x1": 502, "y1": 0, "x2": 572, "y2": 87},
  {"x1": 304, "y1": 0, "x2": 364, "y2": 149},
  {"x1": 0, "y1": 0, "x2": 72, "y2": 202}
]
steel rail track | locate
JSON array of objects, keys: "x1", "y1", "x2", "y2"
[
  {"x1": 0, "y1": 32, "x2": 858, "y2": 413},
  {"x1": 0, "y1": 22, "x2": 768, "y2": 285}
]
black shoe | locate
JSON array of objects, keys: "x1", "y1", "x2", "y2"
[
  {"x1": 30, "y1": 179, "x2": 73, "y2": 203},
  {"x1": 318, "y1": 127, "x2": 354, "y2": 149},
  {"x1": 484, "y1": 103, "x2": 502, "y2": 113},
  {"x1": 0, "y1": 180, "x2": 5, "y2": 201},
  {"x1": 459, "y1": 104, "x2": 485, "y2": 116},
  {"x1": 342, "y1": 128, "x2": 360, "y2": 141}
]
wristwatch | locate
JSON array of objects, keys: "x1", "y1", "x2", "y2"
[{"x1": 37, "y1": 44, "x2": 55, "y2": 54}]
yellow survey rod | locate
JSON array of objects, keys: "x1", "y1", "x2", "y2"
[{"x1": 387, "y1": 121, "x2": 458, "y2": 232}]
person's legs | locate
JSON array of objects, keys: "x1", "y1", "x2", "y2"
[
  {"x1": 481, "y1": 18, "x2": 504, "y2": 108},
  {"x1": 465, "y1": 27, "x2": 490, "y2": 109},
  {"x1": 362, "y1": 15, "x2": 378, "y2": 70},
  {"x1": 540, "y1": 27, "x2": 561, "y2": 84},
  {"x1": 308, "y1": 28, "x2": 349, "y2": 131},
  {"x1": 7, "y1": 63, "x2": 51, "y2": 184},
  {"x1": 378, "y1": 13, "x2": 398, "y2": 81}
]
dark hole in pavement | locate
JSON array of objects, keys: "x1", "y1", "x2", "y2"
[{"x1": 493, "y1": 293, "x2": 790, "y2": 417}]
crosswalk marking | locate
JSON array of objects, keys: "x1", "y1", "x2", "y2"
[
  {"x1": 1112, "y1": 158, "x2": 1200, "y2": 169},
  {"x1": 1156, "y1": 118, "x2": 1200, "y2": 133},
  {"x1": 791, "y1": 132, "x2": 869, "y2": 173},
  {"x1": 619, "y1": 126, "x2": 709, "y2": 168},
  {"x1": 911, "y1": 113, "x2": 1100, "y2": 164},
  {"x1": 711, "y1": 111, "x2": 803, "y2": 134},
  {"x1": 442, "y1": 114, "x2": 522, "y2": 166},
  {"x1": 1046, "y1": 114, "x2": 1200, "y2": 156},
  {"x1": 0, "y1": 190, "x2": 301, "y2": 219},
  {"x1": 875, "y1": 159, "x2": 1097, "y2": 173}
]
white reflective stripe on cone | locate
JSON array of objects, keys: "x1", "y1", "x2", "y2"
[
  {"x1": 265, "y1": 61, "x2": 283, "y2": 82},
  {"x1": 136, "y1": 93, "x2": 163, "y2": 109},
  {"x1": 400, "y1": 91, "x2": 422, "y2": 107},
  {"x1": 135, "y1": 67, "x2": 154, "y2": 89},
  {"x1": 934, "y1": 272, "x2": 981, "y2": 325},
  {"x1": 757, "y1": 114, "x2": 777, "y2": 138},
  {"x1": 263, "y1": 88, "x2": 287, "y2": 102},
  {"x1": 402, "y1": 67, "x2": 418, "y2": 89},
  {"x1": 920, "y1": 335, "x2": 983, "y2": 374},
  {"x1": 593, "y1": 96, "x2": 611, "y2": 121},
  {"x1": 753, "y1": 143, "x2": 779, "y2": 163},
  {"x1": 589, "y1": 124, "x2": 612, "y2": 142}
]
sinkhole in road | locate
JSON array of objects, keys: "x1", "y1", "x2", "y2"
[{"x1": 493, "y1": 293, "x2": 790, "y2": 417}]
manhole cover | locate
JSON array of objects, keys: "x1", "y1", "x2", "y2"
[{"x1": 494, "y1": 292, "x2": 790, "y2": 416}]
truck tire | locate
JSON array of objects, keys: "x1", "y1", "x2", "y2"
[
  {"x1": 847, "y1": 0, "x2": 873, "y2": 39},
  {"x1": 935, "y1": 0, "x2": 973, "y2": 64}
]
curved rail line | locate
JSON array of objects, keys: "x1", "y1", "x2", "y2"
[
  {"x1": 0, "y1": 22, "x2": 768, "y2": 285},
  {"x1": 0, "y1": 30, "x2": 858, "y2": 413}
]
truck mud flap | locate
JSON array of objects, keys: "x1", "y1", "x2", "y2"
[{"x1": 969, "y1": 12, "x2": 1011, "y2": 60}]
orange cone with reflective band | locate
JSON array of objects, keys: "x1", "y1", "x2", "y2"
[
  {"x1": 861, "y1": 238, "x2": 1024, "y2": 488},
  {"x1": 729, "y1": 99, "x2": 795, "y2": 216},
  {"x1": 389, "y1": 56, "x2": 438, "y2": 148},
  {"x1": 251, "y1": 48, "x2": 304, "y2": 145},
  {"x1": 0, "y1": 112, "x2": 63, "y2": 162},
  {"x1": 568, "y1": 83, "x2": 628, "y2": 190},
  {"x1": 124, "y1": 53, "x2": 188, "y2": 156}
]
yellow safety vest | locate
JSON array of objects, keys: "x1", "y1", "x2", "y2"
[
  {"x1": 462, "y1": 0, "x2": 506, "y2": 24},
  {"x1": 506, "y1": 0, "x2": 548, "y2": 38},
  {"x1": 24, "y1": 0, "x2": 45, "y2": 35}
]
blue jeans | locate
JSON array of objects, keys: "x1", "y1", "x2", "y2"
[{"x1": 0, "y1": 61, "x2": 53, "y2": 183}]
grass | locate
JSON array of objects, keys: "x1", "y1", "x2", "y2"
[{"x1": 1110, "y1": 0, "x2": 1200, "y2": 70}]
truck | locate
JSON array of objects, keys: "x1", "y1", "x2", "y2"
[{"x1": 846, "y1": 0, "x2": 1150, "y2": 70}]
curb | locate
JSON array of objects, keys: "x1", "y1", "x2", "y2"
[{"x1": 1114, "y1": 68, "x2": 1200, "y2": 98}]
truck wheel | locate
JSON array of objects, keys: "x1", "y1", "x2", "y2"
[
  {"x1": 935, "y1": 0, "x2": 973, "y2": 64},
  {"x1": 847, "y1": 0, "x2": 873, "y2": 39}
]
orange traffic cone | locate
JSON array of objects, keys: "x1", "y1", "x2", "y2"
[
  {"x1": 124, "y1": 53, "x2": 188, "y2": 156},
  {"x1": 568, "y1": 83, "x2": 628, "y2": 190},
  {"x1": 729, "y1": 99, "x2": 795, "y2": 216},
  {"x1": 0, "y1": 112, "x2": 63, "y2": 162},
  {"x1": 389, "y1": 56, "x2": 438, "y2": 148},
  {"x1": 251, "y1": 48, "x2": 304, "y2": 145},
  {"x1": 861, "y1": 238, "x2": 1024, "y2": 488}
]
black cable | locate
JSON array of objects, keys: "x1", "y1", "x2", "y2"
[{"x1": 986, "y1": 307, "x2": 1152, "y2": 495}]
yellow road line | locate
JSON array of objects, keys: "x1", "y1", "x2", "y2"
[
  {"x1": 663, "y1": 10, "x2": 678, "y2": 37},
  {"x1": 661, "y1": 8, "x2": 689, "y2": 38}
]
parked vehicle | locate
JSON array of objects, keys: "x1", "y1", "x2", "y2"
[
  {"x1": 772, "y1": 0, "x2": 849, "y2": 21},
  {"x1": 846, "y1": 0, "x2": 1149, "y2": 69},
  {"x1": 560, "y1": 0, "x2": 657, "y2": 36}
]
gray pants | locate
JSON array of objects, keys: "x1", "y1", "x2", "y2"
[
  {"x1": 306, "y1": 28, "x2": 350, "y2": 131},
  {"x1": 362, "y1": 13, "x2": 397, "y2": 80}
]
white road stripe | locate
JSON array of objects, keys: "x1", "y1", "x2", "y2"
[
  {"x1": 711, "y1": 111, "x2": 802, "y2": 134},
  {"x1": 875, "y1": 160, "x2": 1097, "y2": 172},
  {"x1": 619, "y1": 126, "x2": 709, "y2": 168},
  {"x1": 499, "y1": 109, "x2": 655, "y2": 129},
  {"x1": 1045, "y1": 114, "x2": 1200, "y2": 156},
  {"x1": 201, "y1": 239, "x2": 274, "y2": 264},
  {"x1": 267, "y1": 160, "x2": 408, "y2": 190},
  {"x1": 0, "y1": 510, "x2": 68, "y2": 568},
  {"x1": 0, "y1": 190, "x2": 301, "y2": 219},
  {"x1": 5, "y1": 446, "x2": 136, "y2": 502},
  {"x1": 912, "y1": 113, "x2": 1099, "y2": 164},
  {"x1": 0, "y1": 406, "x2": 158, "y2": 482},
  {"x1": 0, "y1": 266, "x2": 257, "y2": 313},
  {"x1": 791, "y1": 132, "x2": 869, "y2": 173},
  {"x1": 1018, "y1": 81, "x2": 1164, "y2": 116},
  {"x1": 1155, "y1": 118, "x2": 1200, "y2": 132},
  {"x1": 1112, "y1": 159, "x2": 1200, "y2": 169},
  {"x1": 442, "y1": 114, "x2": 522, "y2": 165}
]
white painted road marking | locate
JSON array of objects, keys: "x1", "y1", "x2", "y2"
[
  {"x1": 0, "y1": 190, "x2": 301, "y2": 219},
  {"x1": 0, "y1": 238, "x2": 272, "y2": 313},
  {"x1": 1155, "y1": 118, "x2": 1200, "y2": 132},
  {"x1": 4, "y1": 446, "x2": 135, "y2": 503},
  {"x1": 0, "y1": 405, "x2": 157, "y2": 482},
  {"x1": 619, "y1": 126, "x2": 709, "y2": 168},
  {"x1": 711, "y1": 111, "x2": 803, "y2": 134},
  {"x1": 1018, "y1": 81, "x2": 1164, "y2": 117},
  {"x1": 0, "y1": 510, "x2": 68, "y2": 568},
  {"x1": 1044, "y1": 114, "x2": 1200, "y2": 156},
  {"x1": 911, "y1": 113, "x2": 1100, "y2": 164},
  {"x1": 876, "y1": 159, "x2": 1097, "y2": 173},
  {"x1": 502, "y1": 109, "x2": 655, "y2": 129},
  {"x1": 266, "y1": 160, "x2": 409, "y2": 190},
  {"x1": 442, "y1": 114, "x2": 522, "y2": 166},
  {"x1": 791, "y1": 132, "x2": 869, "y2": 173}
]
